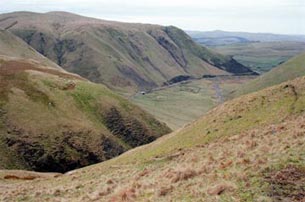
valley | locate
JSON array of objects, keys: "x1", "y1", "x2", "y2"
[
  {"x1": 132, "y1": 76, "x2": 255, "y2": 130},
  {"x1": 1, "y1": 68, "x2": 305, "y2": 201},
  {"x1": 0, "y1": 6, "x2": 304, "y2": 202},
  {"x1": 0, "y1": 12, "x2": 256, "y2": 94}
]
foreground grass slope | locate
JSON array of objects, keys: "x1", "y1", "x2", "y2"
[
  {"x1": 232, "y1": 52, "x2": 305, "y2": 97},
  {"x1": 0, "y1": 12, "x2": 255, "y2": 93},
  {"x1": 1, "y1": 71, "x2": 305, "y2": 201},
  {"x1": 0, "y1": 55, "x2": 170, "y2": 173}
]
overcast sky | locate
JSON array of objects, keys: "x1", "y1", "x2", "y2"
[{"x1": 1, "y1": 0, "x2": 304, "y2": 35}]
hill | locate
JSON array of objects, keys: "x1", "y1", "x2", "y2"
[
  {"x1": 0, "y1": 33, "x2": 170, "y2": 173},
  {"x1": 0, "y1": 12, "x2": 255, "y2": 93},
  {"x1": 1, "y1": 67, "x2": 305, "y2": 201},
  {"x1": 0, "y1": 29, "x2": 61, "y2": 69},
  {"x1": 231, "y1": 52, "x2": 305, "y2": 97}
]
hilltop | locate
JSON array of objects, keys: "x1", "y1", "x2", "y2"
[
  {"x1": 0, "y1": 31, "x2": 170, "y2": 173},
  {"x1": 0, "y1": 12, "x2": 255, "y2": 93},
  {"x1": 232, "y1": 52, "x2": 305, "y2": 97},
  {"x1": 1, "y1": 66, "x2": 305, "y2": 201}
]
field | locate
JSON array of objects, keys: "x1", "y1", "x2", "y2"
[
  {"x1": 212, "y1": 41, "x2": 305, "y2": 73},
  {"x1": 131, "y1": 76, "x2": 254, "y2": 130}
]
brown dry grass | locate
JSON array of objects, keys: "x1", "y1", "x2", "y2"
[
  {"x1": 1, "y1": 105, "x2": 304, "y2": 201},
  {"x1": 0, "y1": 59, "x2": 84, "y2": 80},
  {"x1": 1, "y1": 74, "x2": 305, "y2": 201}
]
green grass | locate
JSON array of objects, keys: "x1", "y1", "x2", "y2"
[
  {"x1": 0, "y1": 57, "x2": 171, "y2": 171},
  {"x1": 118, "y1": 77, "x2": 305, "y2": 164},
  {"x1": 131, "y1": 77, "x2": 253, "y2": 130},
  {"x1": 2, "y1": 72, "x2": 305, "y2": 202},
  {"x1": 131, "y1": 80, "x2": 216, "y2": 130}
]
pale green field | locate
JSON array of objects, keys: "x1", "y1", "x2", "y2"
[{"x1": 131, "y1": 77, "x2": 253, "y2": 130}]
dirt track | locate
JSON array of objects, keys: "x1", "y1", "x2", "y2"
[{"x1": 212, "y1": 78, "x2": 224, "y2": 104}]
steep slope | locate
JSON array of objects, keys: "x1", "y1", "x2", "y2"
[
  {"x1": 0, "y1": 29, "x2": 61, "y2": 69},
  {"x1": 1, "y1": 70, "x2": 305, "y2": 201},
  {"x1": 0, "y1": 12, "x2": 255, "y2": 93},
  {"x1": 0, "y1": 54, "x2": 170, "y2": 173},
  {"x1": 232, "y1": 52, "x2": 305, "y2": 97}
]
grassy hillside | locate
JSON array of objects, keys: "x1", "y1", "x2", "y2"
[
  {"x1": 0, "y1": 12, "x2": 255, "y2": 93},
  {"x1": 0, "y1": 55, "x2": 170, "y2": 173},
  {"x1": 232, "y1": 52, "x2": 305, "y2": 97},
  {"x1": 1, "y1": 69, "x2": 305, "y2": 201},
  {"x1": 0, "y1": 30, "x2": 61, "y2": 69}
]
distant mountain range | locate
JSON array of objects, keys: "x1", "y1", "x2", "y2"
[{"x1": 187, "y1": 30, "x2": 305, "y2": 46}]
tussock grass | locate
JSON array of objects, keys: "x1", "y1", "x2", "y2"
[{"x1": 1, "y1": 72, "x2": 305, "y2": 201}]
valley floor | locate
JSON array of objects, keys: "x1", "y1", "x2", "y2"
[{"x1": 131, "y1": 76, "x2": 255, "y2": 130}]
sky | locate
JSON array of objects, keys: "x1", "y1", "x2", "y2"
[{"x1": 1, "y1": 0, "x2": 305, "y2": 35}]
